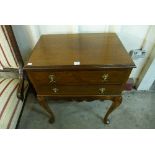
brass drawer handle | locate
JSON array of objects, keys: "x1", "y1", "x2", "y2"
[
  {"x1": 99, "y1": 88, "x2": 105, "y2": 94},
  {"x1": 102, "y1": 74, "x2": 109, "y2": 81},
  {"x1": 49, "y1": 74, "x2": 56, "y2": 84},
  {"x1": 52, "y1": 88, "x2": 59, "y2": 93}
]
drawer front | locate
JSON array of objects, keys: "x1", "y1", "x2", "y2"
[
  {"x1": 28, "y1": 69, "x2": 131, "y2": 86},
  {"x1": 36, "y1": 84, "x2": 123, "y2": 96}
]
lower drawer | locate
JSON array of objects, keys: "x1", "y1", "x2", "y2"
[{"x1": 36, "y1": 84, "x2": 124, "y2": 96}]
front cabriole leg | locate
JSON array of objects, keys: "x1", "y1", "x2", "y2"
[
  {"x1": 37, "y1": 96, "x2": 55, "y2": 123},
  {"x1": 103, "y1": 96, "x2": 122, "y2": 124}
]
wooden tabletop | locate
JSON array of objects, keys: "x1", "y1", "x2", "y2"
[{"x1": 25, "y1": 33, "x2": 135, "y2": 69}]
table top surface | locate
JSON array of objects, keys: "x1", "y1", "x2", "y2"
[{"x1": 25, "y1": 33, "x2": 135, "y2": 69}]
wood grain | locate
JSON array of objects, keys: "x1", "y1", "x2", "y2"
[
  {"x1": 25, "y1": 33, "x2": 135, "y2": 69},
  {"x1": 27, "y1": 69, "x2": 131, "y2": 86},
  {"x1": 36, "y1": 84, "x2": 124, "y2": 96},
  {"x1": 24, "y1": 33, "x2": 135, "y2": 125}
]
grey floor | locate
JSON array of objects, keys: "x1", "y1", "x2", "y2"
[{"x1": 18, "y1": 90, "x2": 155, "y2": 129}]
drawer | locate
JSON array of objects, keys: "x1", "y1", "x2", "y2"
[
  {"x1": 28, "y1": 69, "x2": 131, "y2": 86},
  {"x1": 36, "y1": 84, "x2": 123, "y2": 96}
]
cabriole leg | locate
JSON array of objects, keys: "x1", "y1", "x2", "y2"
[
  {"x1": 37, "y1": 96, "x2": 55, "y2": 123},
  {"x1": 103, "y1": 96, "x2": 122, "y2": 124}
]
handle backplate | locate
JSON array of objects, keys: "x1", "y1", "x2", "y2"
[
  {"x1": 99, "y1": 88, "x2": 105, "y2": 94},
  {"x1": 52, "y1": 87, "x2": 59, "y2": 93},
  {"x1": 49, "y1": 74, "x2": 56, "y2": 84},
  {"x1": 102, "y1": 74, "x2": 109, "y2": 82}
]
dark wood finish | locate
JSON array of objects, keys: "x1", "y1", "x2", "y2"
[
  {"x1": 27, "y1": 69, "x2": 131, "y2": 86},
  {"x1": 34, "y1": 84, "x2": 123, "y2": 95},
  {"x1": 25, "y1": 33, "x2": 135, "y2": 69},
  {"x1": 2, "y1": 25, "x2": 25, "y2": 100},
  {"x1": 103, "y1": 96, "x2": 122, "y2": 124},
  {"x1": 37, "y1": 96, "x2": 55, "y2": 123},
  {"x1": 24, "y1": 33, "x2": 135, "y2": 125},
  {"x1": 2, "y1": 26, "x2": 24, "y2": 67}
]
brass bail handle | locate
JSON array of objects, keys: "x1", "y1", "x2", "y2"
[
  {"x1": 102, "y1": 74, "x2": 109, "y2": 81},
  {"x1": 99, "y1": 88, "x2": 105, "y2": 94},
  {"x1": 49, "y1": 74, "x2": 56, "y2": 84},
  {"x1": 52, "y1": 88, "x2": 59, "y2": 93}
]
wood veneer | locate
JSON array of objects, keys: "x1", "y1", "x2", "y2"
[{"x1": 25, "y1": 33, "x2": 135, "y2": 125}]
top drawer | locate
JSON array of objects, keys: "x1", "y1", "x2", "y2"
[{"x1": 28, "y1": 69, "x2": 131, "y2": 86}]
